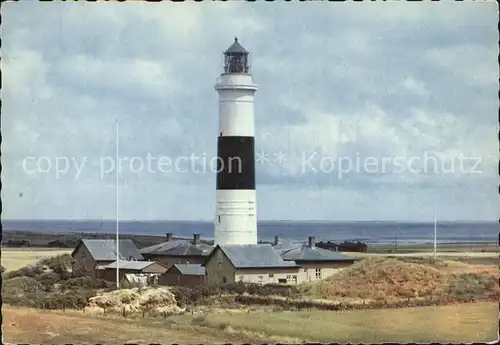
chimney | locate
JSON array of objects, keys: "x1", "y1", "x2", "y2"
[
  {"x1": 193, "y1": 234, "x2": 200, "y2": 245},
  {"x1": 308, "y1": 236, "x2": 316, "y2": 249},
  {"x1": 274, "y1": 235, "x2": 283, "y2": 246},
  {"x1": 166, "y1": 233, "x2": 173, "y2": 242}
]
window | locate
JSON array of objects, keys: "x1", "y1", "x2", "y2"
[
  {"x1": 217, "y1": 215, "x2": 221, "y2": 223},
  {"x1": 315, "y1": 268, "x2": 322, "y2": 279},
  {"x1": 269, "y1": 273, "x2": 274, "y2": 278},
  {"x1": 258, "y1": 276, "x2": 263, "y2": 282},
  {"x1": 217, "y1": 258, "x2": 222, "y2": 269},
  {"x1": 286, "y1": 275, "x2": 291, "y2": 280}
]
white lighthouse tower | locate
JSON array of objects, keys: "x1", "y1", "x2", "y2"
[{"x1": 214, "y1": 37, "x2": 258, "y2": 245}]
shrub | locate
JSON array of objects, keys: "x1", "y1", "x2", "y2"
[
  {"x1": 37, "y1": 254, "x2": 74, "y2": 275},
  {"x1": 3, "y1": 276, "x2": 46, "y2": 307},
  {"x1": 169, "y1": 286, "x2": 200, "y2": 307},
  {"x1": 4, "y1": 265, "x2": 44, "y2": 280},
  {"x1": 61, "y1": 276, "x2": 114, "y2": 290},
  {"x1": 35, "y1": 272, "x2": 62, "y2": 290},
  {"x1": 167, "y1": 282, "x2": 301, "y2": 307},
  {"x1": 39, "y1": 289, "x2": 98, "y2": 310},
  {"x1": 448, "y1": 273, "x2": 498, "y2": 298}
]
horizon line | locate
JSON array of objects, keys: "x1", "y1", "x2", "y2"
[{"x1": 1, "y1": 218, "x2": 496, "y2": 223}]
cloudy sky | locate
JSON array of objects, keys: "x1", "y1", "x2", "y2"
[{"x1": 2, "y1": 1, "x2": 498, "y2": 221}]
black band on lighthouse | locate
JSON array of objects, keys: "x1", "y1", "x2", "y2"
[{"x1": 216, "y1": 136, "x2": 255, "y2": 190}]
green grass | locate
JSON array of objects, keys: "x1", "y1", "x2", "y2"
[{"x1": 174, "y1": 302, "x2": 498, "y2": 343}]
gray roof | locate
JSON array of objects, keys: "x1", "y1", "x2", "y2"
[
  {"x1": 218, "y1": 244, "x2": 300, "y2": 269},
  {"x1": 140, "y1": 239, "x2": 214, "y2": 256},
  {"x1": 273, "y1": 238, "x2": 302, "y2": 253},
  {"x1": 172, "y1": 264, "x2": 205, "y2": 276},
  {"x1": 75, "y1": 239, "x2": 143, "y2": 261},
  {"x1": 225, "y1": 37, "x2": 247, "y2": 54},
  {"x1": 279, "y1": 244, "x2": 355, "y2": 262},
  {"x1": 103, "y1": 260, "x2": 156, "y2": 270}
]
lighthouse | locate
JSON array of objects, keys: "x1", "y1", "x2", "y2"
[{"x1": 214, "y1": 38, "x2": 258, "y2": 245}]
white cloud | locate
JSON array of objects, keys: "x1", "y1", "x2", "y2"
[
  {"x1": 424, "y1": 44, "x2": 498, "y2": 89},
  {"x1": 1, "y1": 1, "x2": 496, "y2": 221},
  {"x1": 401, "y1": 77, "x2": 429, "y2": 97}
]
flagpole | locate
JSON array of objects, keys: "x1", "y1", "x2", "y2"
[
  {"x1": 433, "y1": 207, "x2": 437, "y2": 259},
  {"x1": 115, "y1": 118, "x2": 120, "y2": 289}
]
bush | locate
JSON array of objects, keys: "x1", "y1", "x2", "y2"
[
  {"x1": 448, "y1": 273, "x2": 498, "y2": 297},
  {"x1": 39, "y1": 289, "x2": 98, "y2": 310},
  {"x1": 169, "y1": 286, "x2": 197, "y2": 307},
  {"x1": 4, "y1": 265, "x2": 44, "y2": 280},
  {"x1": 3, "y1": 275, "x2": 102, "y2": 310},
  {"x1": 3, "y1": 276, "x2": 46, "y2": 307},
  {"x1": 37, "y1": 254, "x2": 74, "y2": 275},
  {"x1": 167, "y1": 282, "x2": 301, "y2": 307},
  {"x1": 61, "y1": 276, "x2": 114, "y2": 290},
  {"x1": 35, "y1": 272, "x2": 62, "y2": 290}
]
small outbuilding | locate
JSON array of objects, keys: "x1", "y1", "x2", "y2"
[
  {"x1": 98, "y1": 260, "x2": 168, "y2": 283},
  {"x1": 5, "y1": 239, "x2": 30, "y2": 247},
  {"x1": 159, "y1": 264, "x2": 206, "y2": 287}
]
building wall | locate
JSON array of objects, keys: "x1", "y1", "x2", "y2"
[
  {"x1": 205, "y1": 248, "x2": 236, "y2": 285},
  {"x1": 296, "y1": 261, "x2": 353, "y2": 282},
  {"x1": 234, "y1": 267, "x2": 302, "y2": 284},
  {"x1": 98, "y1": 269, "x2": 163, "y2": 284},
  {"x1": 142, "y1": 254, "x2": 207, "y2": 268},
  {"x1": 72, "y1": 244, "x2": 97, "y2": 277},
  {"x1": 159, "y1": 272, "x2": 206, "y2": 288},
  {"x1": 141, "y1": 262, "x2": 168, "y2": 274},
  {"x1": 98, "y1": 268, "x2": 133, "y2": 282}
]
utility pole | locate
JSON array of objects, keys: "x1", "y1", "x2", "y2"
[
  {"x1": 433, "y1": 208, "x2": 437, "y2": 259},
  {"x1": 115, "y1": 117, "x2": 120, "y2": 289}
]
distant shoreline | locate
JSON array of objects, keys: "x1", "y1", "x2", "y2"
[
  {"x1": 1, "y1": 230, "x2": 497, "y2": 253},
  {"x1": 2, "y1": 219, "x2": 496, "y2": 224}
]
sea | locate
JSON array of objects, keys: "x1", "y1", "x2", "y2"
[{"x1": 2, "y1": 220, "x2": 498, "y2": 246}]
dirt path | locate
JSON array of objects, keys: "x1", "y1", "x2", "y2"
[{"x1": 2, "y1": 306, "x2": 248, "y2": 344}]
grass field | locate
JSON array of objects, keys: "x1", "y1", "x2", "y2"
[
  {"x1": 2, "y1": 306, "x2": 261, "y2": 344},
  {"x1": 173, "y1": 302, "x2": 499, "y2": 343},
  {"x1": 1, "y1": 248, "x2": 72, "y2": 271},
  {"x1": 3, "y1": 302, "x2": 498, "y2": 344}
]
